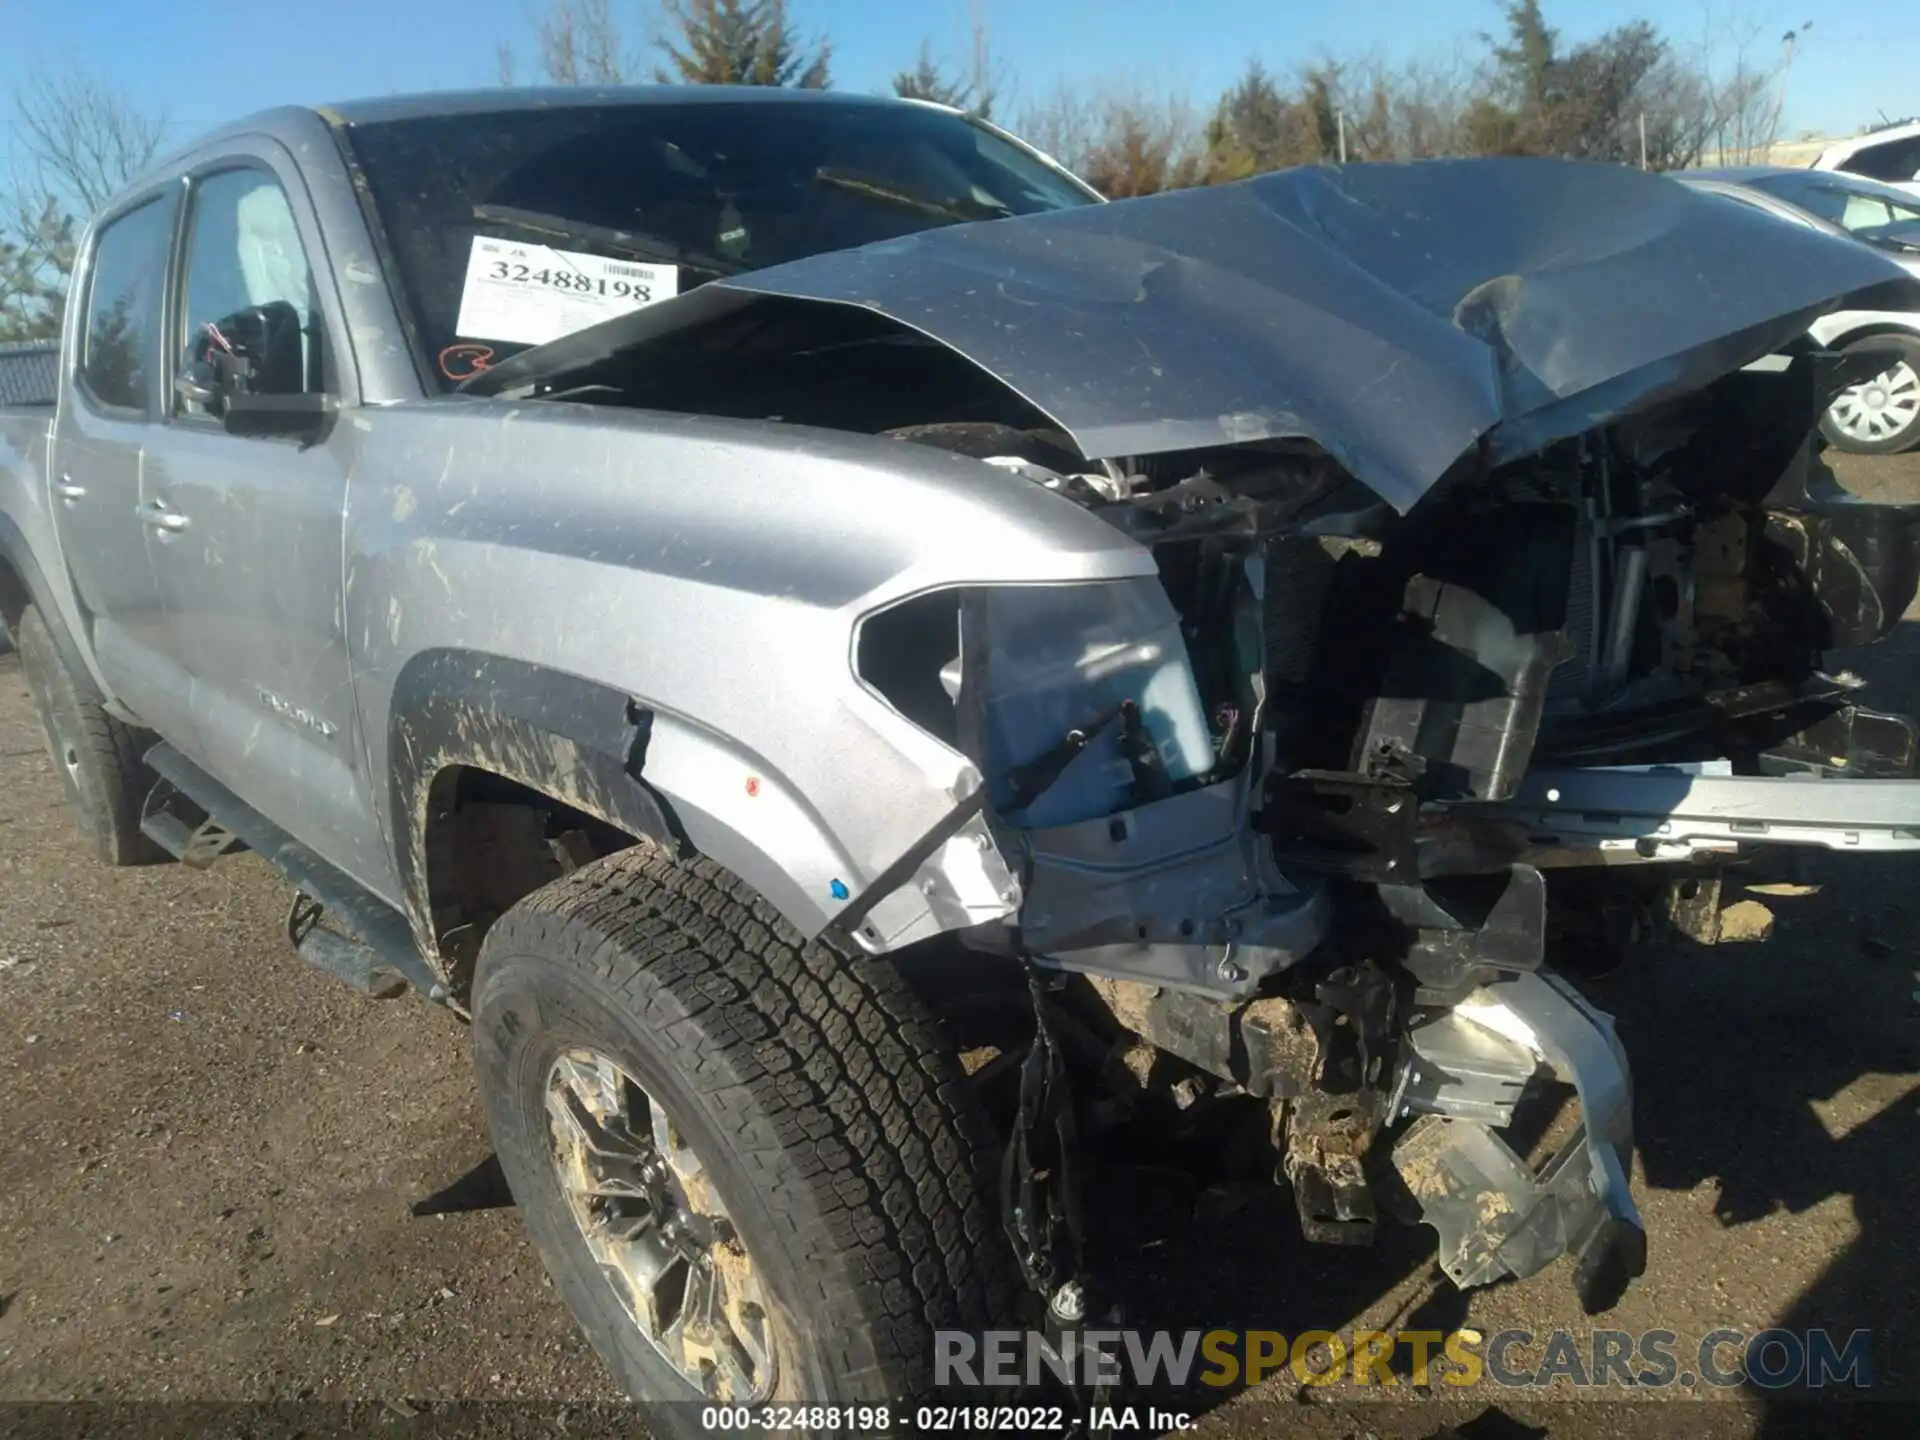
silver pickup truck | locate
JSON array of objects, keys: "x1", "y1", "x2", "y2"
[{"x1": 3, "y1": 86, "x2": 1919, "y2": 1423}]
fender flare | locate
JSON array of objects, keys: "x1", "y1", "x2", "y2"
[
  {"x1": 388, "y1": 650, "x2": 677, "y2": 951},
  {"x1": 387, "y1": 649, "x2": 854, "y2": 962}
]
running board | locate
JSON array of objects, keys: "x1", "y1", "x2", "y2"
[
  {"x1": 141, "y1": 744, "x2": 447, "y2": 1004},
  {"x1": 1459, "y1": 766, "x2": 1920, "y2": 859},
  {"x1": 139, "y1": 779, "x2": 245, "y2": 868},
  {"x1": 288, "y1": 893, "x2": 409, "y2": 998}
]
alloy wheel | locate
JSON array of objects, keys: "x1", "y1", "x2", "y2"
[{"x1": 544, "y1": 1048, "x2": 778, "y2": 1401}]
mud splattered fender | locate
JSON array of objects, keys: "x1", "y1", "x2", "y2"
[
  {"x1": 385, "y1": 650, "x2": 1013, "y2": 968},
  {"x1": 387, "y1": 651, "x2": 678, "y2": 959},
  {"x1": 344, "y1": 403, "x2": 1157, "y2": 962}
]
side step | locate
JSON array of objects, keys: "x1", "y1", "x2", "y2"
[
  {"x1": 141, "y1": 744, "x2": 447, "y2": 1005},
  {"x1": 140, "y1": 780, "x2": 245, "y2": 868},
  {"x1": 288, "y1": 894, "x2": 408, "y2": 998}
]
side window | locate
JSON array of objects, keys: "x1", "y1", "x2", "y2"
[
  {"x1": 1840, "y1": 136, "x2": 1920, "y2": 184},
  {"x1": 1841, "y1": 193, "x2": 1898, "y2": 231},
  {"x1": 177, "y1": 168, "x2": 323, "y2": 418},
  {"x1": 80, "y1": 193, "x2": 178, "y2": 412}
]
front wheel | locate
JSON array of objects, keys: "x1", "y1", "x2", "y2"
[
  {"x1": 471, "y1": 848, "x2": 1013, "y2": 1430},
  {"x1": 1820, "y1": 334, "x2": 1920, "y2": 454}
]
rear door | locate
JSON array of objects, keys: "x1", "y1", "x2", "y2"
[
  {"x1": 140, "y1": 146, "x2": 391, "y2": 893},
  {"x1": 48, "y1": 185, "x2": 200, "y2": 748}
]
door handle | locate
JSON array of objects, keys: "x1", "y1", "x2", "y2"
[
  {"x1": 138, "y1": 500, "x2": 190, "y2": 534},
  {"x1": 54, "y1": 476, "x2": 85, "y2": 504}
]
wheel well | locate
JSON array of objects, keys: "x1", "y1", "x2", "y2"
[
  {"x1": 1825, "y1": 322, "x2": 1920, "y2": 354},
  {"x1": 421, "y1": 764, "x2": 645, "y2": 1000}
]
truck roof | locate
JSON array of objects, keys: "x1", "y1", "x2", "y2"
[
  {"x1": 316, "y1": 85, "x2": 917, "y2": 127},
  {"x1": 139, "y1": 85, "x2": 952, "y2": 200},
  {"x1": 180, "y1": 86, "x2": 928, "y2": 153}
]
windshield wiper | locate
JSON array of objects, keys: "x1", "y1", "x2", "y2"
[
  {"x1": 812, "y1": 168, "x2": 1008, "y2": 224},
  {"x1": 471, "y1": 203, "x2": 747, "y2": 278}
]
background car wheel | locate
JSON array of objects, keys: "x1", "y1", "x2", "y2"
[
  {"x1": 12, "y1": 603, "x2": 167, "y2": 866},
  {"x1": 1820, "y1": 335, "x2": 1920, "y2": 454},
  {"x1": 472, "y1": 847, "x2": 1014, "y2": 1430}
]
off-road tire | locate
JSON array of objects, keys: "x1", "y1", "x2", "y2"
[
  {"x1": 471, "y1": 847, "x2": 1015, "y2": 1426},
  {"x1": 13, "y1": 603, "x2": 166, "y2": 866}
]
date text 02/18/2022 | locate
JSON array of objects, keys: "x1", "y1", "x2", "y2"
[{"x1": 693, "y1": 1404, "x2": 1191, "y2": 1433}]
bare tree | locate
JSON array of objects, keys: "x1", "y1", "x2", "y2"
[
  {"x1": 1020, "y1": 82, "x2": 1203, "y2": 197},
  {"x1": 1695, "y1": 23, "x2": 1802, "y2": 165},
  {"x1": 961, "y1": 2, "x2": 1002, "y2": 119},
  {"x1": 13, "y1": 65, "x2": 168, "y2": 215},
  {"x1": 1195, "y1": 51, "x2": 1480, "y2": 179},
  {"x1": 1358, "y1": 54, "x2": 1481, "y2": 160},
  {"x1": 1, "y1": 65, "x2": 166, "y2": 341},
  {"x1": 1014, "y1": 86, "x2": 1100, "y2": 175},
  {"x1": 539, "y1": 0, "x2": 632, "y2": 83}
]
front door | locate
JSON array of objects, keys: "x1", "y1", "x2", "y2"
[
  {"x1": 47, "y1": 186, "x2": 199, "y2": 749},
  {"x1": 141, "y1": 153, "x2": 393, "y2": 896}
]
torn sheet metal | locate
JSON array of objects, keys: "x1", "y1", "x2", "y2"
[
  {"x1": 1016, "y1": 772, "x2": 1332, "y2": 1000},
  {"x1": 468, "y1": 158, "x2": 1918, "y2": 513},
  {"x1": 1390, "y1": 971, "x2": 1644, "y2": 1313}
]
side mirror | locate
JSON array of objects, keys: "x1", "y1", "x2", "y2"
[
  {"x1": 183, "y1": 301, "x2": 335, "y2": 443},
  {"x1": 223, "y1": 391, "x2": 339, "y2": 445},
  {"x1": 173, "y1": 359, "x2": 221, "y2": 410}
]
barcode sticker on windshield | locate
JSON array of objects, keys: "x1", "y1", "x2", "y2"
[{"x1": 454, "y1": 237, "x2": 679, "y2": 346}]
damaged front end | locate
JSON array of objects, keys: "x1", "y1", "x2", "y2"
[
  {"x1": 471, "y1": 158, "x2": 1920, "y2": 1313},
  {"x1": 873, "y1": 479, "x2": 1662, "y2": 1313},
  {"x1": 855, "y1": 382, "x2": 1917, "y2": 1315}
]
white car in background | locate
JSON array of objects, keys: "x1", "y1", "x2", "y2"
[
  {"x1": 1814, "y1": 119, "x2": 1920, "y2": 199},
  {"x1": 1685, "y1": 166, "x2": 1920, "y2": 453}
]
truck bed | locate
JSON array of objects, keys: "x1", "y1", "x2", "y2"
[{"x1": 0, "y1": 340, "x2": 58, "y2": 410}]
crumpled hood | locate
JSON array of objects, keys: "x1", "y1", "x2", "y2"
[{"x1": 471, "y1": 157, "x2": 1920, "y2": 512}]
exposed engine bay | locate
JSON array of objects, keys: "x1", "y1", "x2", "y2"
[
  {"x1": 834, "y1": 347, "x2": 1918, "y2": 1316},
  {"x1": 468, "y1": 159, "x2": 1920, "y2": 1321}
]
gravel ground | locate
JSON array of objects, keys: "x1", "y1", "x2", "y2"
[{"x1": 1, "y1": 453, "x2": 1917, "y2": 1439}]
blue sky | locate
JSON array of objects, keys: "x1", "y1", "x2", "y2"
[{"x1": 0, "y1": 0, "x2": 1912, "y2": 175}]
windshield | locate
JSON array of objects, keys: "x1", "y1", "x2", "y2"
[
  {"x1": 1745, "y1": 171, "x2": 1920, "y2": 249},
  {"x1": 340, "y1": 98, "x2": 1096, "y2": 387}
]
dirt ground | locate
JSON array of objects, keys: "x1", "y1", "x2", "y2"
[{"x1": 1, "y1": 453, "x2": 1917, "y2": 1439}]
